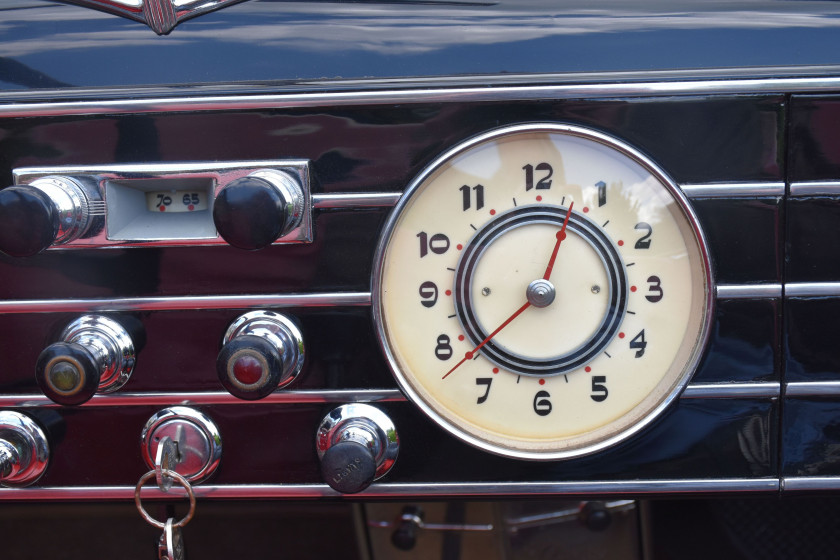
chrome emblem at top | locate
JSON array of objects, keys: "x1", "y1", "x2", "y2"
[{"x1": 59, "y1": 0, "x2": 249, "y2": 35}]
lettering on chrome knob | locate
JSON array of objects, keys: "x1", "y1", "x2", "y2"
[
  {"x1": 316, "y1": 404, "x2": 399, "y2": 494},
  {"x1": 35, "y1": 315, "x2": 138, "y2": 406},
  {"x1": 217, "y1": 311, "x2": 305, "y2": 400}
]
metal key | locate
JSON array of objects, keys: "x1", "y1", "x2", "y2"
[
  {"x1": 158, "y1": 518, "x2": 185, "y2": 560},
  {"x1": 154, "y1": 435, "x2": 180, "y2": 492}
]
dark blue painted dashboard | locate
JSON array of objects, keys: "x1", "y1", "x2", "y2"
[{"x1": 1, "y1": 1, "x2": 840, "y2": 557}]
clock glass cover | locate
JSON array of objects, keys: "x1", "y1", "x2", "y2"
[{"x1": 373, "y1": 123, "x2": 713, "y2": 460}]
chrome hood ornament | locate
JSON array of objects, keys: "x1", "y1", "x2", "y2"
[{"x1": 60, "y1": 0, "x2": 249, "y2": 35}]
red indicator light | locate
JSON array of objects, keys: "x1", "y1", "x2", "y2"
[{"x1": 232, "y1": 354, "x2": 263, "y2": 385}]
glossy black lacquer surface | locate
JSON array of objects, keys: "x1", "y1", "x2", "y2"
[
  {"x1": 790, "y1": 95, "x2": 840, "y2": 183},
  {"x1": 783, "y1": 398, "x2": 840, "y2": 477},
  {"x1": 3, "y1": 2, "x2": 840, "y2": 91},
  {"x1": 786, "y1": 298, "x2": 840, "y2": 382},
  {"x1": 0, "y1": 93, "x2": 784, "y2": 486},
  {"x1": 30, "y1": 398, "x2": 775, "y2": 487}
]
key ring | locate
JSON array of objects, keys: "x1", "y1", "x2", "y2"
[{"x1": 135, "y1": 469, "x2": 196, "y2": 529}]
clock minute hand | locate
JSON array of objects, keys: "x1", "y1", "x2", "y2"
[{"x1": 541, "y1": 201, "x2": 574, "y2": 281}]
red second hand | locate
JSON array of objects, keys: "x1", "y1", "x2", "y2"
[
  {"x1": 442, "y1": 300, "x2": 531, "y2": 379},
  {"x1": 542, "y1": 201, "x2": 574, "y2": 281}
]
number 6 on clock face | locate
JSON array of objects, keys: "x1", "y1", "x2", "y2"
[{"x1": 373, "y1": 123, "x2": 713, "y2": 460}]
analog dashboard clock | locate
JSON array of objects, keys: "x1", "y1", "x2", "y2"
[{"x1": 373, "y1": 123, "x2": 713, "y2": 460}]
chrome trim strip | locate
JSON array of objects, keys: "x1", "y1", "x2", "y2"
[
  {"x1": 716, "y1": 284, "x2": 782, "y2": 299},
  {"x1": 0, "y1": 292, "x2": 371, "y2": 314},
  {"x1": 681, "y1": 382, "x2": 780, "y2": 399},
  {"x1": 790, "y1": 182, "x2": 840, "y2": 196},
  {"x1": 0, "y1": 283, "x2": 776, "y2": 314},
  {"x1": 0, "y1": 382, "x2": 775, "y2": 408},
  {"x1": 0, "y1": 76, "x2": 836, "y2": 118},
  {"x1": 0, "y1": 390, "x2": 406, "y2": 408},
  {"x1": 0, "y1": 479, "x2": 779, "y2": 501},
  {"x1": 784, "y1": 477, "x2": 840, "y2": 492},
  {"x1": 785, "y1": 382, "x2": 840, "y2": 397},
  {"x1": 313, "y1": 193, "x2": 401, "y2": 209},
  {"x1": 681, "y1": 183, "x2": 785, "y2": 198},
  {"x1": 785, "y1": 283, "x2": 840, "y2": 298}
]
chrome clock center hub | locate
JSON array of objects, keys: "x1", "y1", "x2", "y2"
[{"x1": 526, "y1": 279, "x2": 556, "y2": 308}]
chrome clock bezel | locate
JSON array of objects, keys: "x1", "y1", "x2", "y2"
[{"x1": 372, "y1": 122, "x2": 715, "y2": 461}]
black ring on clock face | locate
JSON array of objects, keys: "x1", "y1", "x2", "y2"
[{"x1": 454, "y1": 205, "x2": 628, "y2": 376}]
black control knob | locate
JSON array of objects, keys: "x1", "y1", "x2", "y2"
[
  {"x1": 578, "y1": 501, "x2": 612, "y2": 531},
  {"x1": 0, "y1": 186, "x2": 58, "y2": 257},
  {"x1": 212, "y1": 170, "x2": 303, "y2": 250},
  {"x1": 320, "y1": 440, "x2": 378, "y2": 494},
  {"x1": 36, "y1": 342, "x2": 100, "y2": 406},
  {"x1": 0, "y1": 177, "x2": 96, "y2": 258},
  {"x1": 316, "y1": 404, "x2": 400, "y2": 495},
  {"x1": 218, "y1": 311, "x2": 305, "y2": 400},
  {"x1": 217, "y1": 335, "x2": 284, "y2": 400},
  {"x1": 391, "y1": 506, "x2": 424, "y2": 551},
  {"x1": 35, "y1": 315, "x2": 138, "y2": 406}
]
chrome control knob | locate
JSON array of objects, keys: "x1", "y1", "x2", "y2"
[
  {"x1": 212, "y1": 169, "x2": 304, "y2": 250},
  {"x1": 0, "y1": 176, "x2": 99, "y2": 257},
  {"x1": 217, "y1": 311, "x2": 305, "y2": 400},
  {"x1": 316, "y1": 404, "x2": 399, "y2": 494},
  {"x1": 0, "y1": 411, "x2": 49, "y2": 487},
  {"x1": 36, "y1": 315, "x2": 137, "y2": 406}
]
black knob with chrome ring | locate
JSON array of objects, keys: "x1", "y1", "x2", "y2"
[
  {"x1": 217, "y1": 311, "x2": 305, "y2": 400},
  {"x1": 35, "y1": 315, "x2": 137, "y2": 406},
  {"x1": 316, "y1": 404, "x2": 399, "y2": 494},
  {"x1": 0, "y1": 176, "x2": 99, "y2": 257},
  {"x1": 212, "y1": 170, "x2": 304, "y2": 250}
]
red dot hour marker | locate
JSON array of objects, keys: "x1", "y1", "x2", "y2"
[
  {"x1": 583, "y1": 207, "x2": 590, "y2": 213},
  {"x1": 188, "y1": 204, "x2": 195, "y2": 211},
  {"x1": 458, "y1": 335, "x2": 465, "y2": 341},
  {"x1": 445, "y1": 290, "x2": 452, "y2": 296},
  {"x1": 585, "y1": 366, "x2": 592, "y2": 372},
  {"x1": 619, "y1": 332, "x2": 626, "y2": 339},
  {"x1": 631, "y1": 286, "x2": 637, "y2": 292},
  {"x1": 490, "y1": 209, "x2": 496, "y2": 215},
  {"x1": 159, "y1": 206, "x2": 166, "y2": 212},
  {"x1": 456, "y1": 244, "x2": 463, "y2": 250},
  {"x1": 536, "y1": 196, "x2": 543, "y2": 202},
  {"x1": 492, "y1": 368, "x2": 499, "y2": 374},
  {"x1": 539, "y1": 379, "x2": 546, "y2": 385},
  {"x1": 618, "y1": 240, "x2": 624, "y2": 246}
]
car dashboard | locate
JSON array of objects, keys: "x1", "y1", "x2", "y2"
[{"x1": 1, "y1": 1, "x2": 840, "y2": 558}]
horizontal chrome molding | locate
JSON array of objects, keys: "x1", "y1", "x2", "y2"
[
  {"x1": 716, "y1": 284, "x2": 782, "y2": 299},
  {"x1": 0, "y1": 292, "x2": 371, "y2": 314},
  {"x1": 0, "y1": 76, "x2": 838, "y2": 119},
  {"x1": 313, "y1": 192, "x2": 401, "y2": 209},
  {"x1": 0, "y1": 389, "x2": 405, "y2": 408},
  {"x1": 0, "y1": 382, "x2": 776, "y2": 408},
  {"x1": 681, "y1": 382, "x2": 780, "y2": 399},
  {"x1": 785, "y1": 382, "x2": 840, "y2": 397},
  {"x1": 0, "y1": 479, "x2": 780, "y2": 501},
  {"x1": 790, "y1": 182, "x2": 840, "y2": 196},
  {"x1": 681, "y1": 183, "x2": 785, "y2": 199},
  {"x1": 784, "y1": 477, "x2": 840, "y2": 492},
  {"x1": 786, "y1": 283, "x2": 840, "y2": 298}
]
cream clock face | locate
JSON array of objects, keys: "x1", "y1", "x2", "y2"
[{"x1": 373, "y1": 124, "x2": 713, "y2": 460}]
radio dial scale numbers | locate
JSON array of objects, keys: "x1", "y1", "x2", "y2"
[{"x1": 373, "y1": 124, "x2": 713, "y2": 460}]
